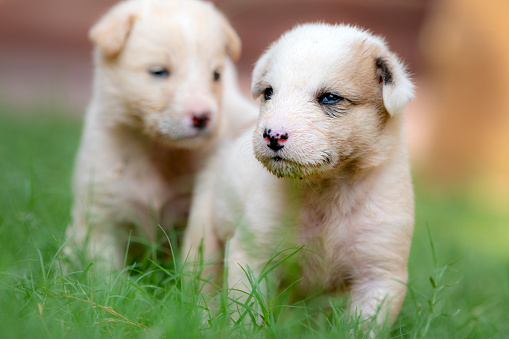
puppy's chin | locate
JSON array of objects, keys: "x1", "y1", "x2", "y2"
[
  {"x1": 144, "y1": 125, "x2": 215, "y2": 149},
  {"x1": 255, "y1": 153, "x2": 330, "y2": 180},
  {"x1": 156, "y1": 134, "x2": 212, "y2": 149}
]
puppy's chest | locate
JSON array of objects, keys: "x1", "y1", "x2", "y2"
[
  {"x1": 113, "y1": 152, "x2": 196, "y2": 223},
  {"x1": 295, "y1": 202, "x2": 355, "y2": 293}
]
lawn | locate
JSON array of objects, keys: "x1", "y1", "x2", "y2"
[{"x1": 0, "y1": 106, "x2": 508, "y2": 338}]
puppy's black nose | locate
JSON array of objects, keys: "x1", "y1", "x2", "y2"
[
  {"x1": 263, "y1": 128, "x2": 288, "y2": 152},
  {"x1": 192, "y1": 113, "x2": 210, "y2": 130}
]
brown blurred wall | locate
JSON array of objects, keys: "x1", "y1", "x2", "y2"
[
  {"x1": 420, "y1": 0, "x2": 509, "y2": 202},
  {"x1": 0, "y1": 0, "x2": 427, "y2": 109}
]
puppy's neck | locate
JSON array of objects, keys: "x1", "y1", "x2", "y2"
[
  {"x1": 105, "y1": 122, "x2": 213, "y2": 183},
  {"x1": 149, "y1": 140, "x2": 213, "y2": 181}
]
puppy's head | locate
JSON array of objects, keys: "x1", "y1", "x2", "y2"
[
  {"x1": 90, "y1": 0, "x2": 241, "y2": 148},
  {"x1": 251, "y1": 24, "x2": 414, "y2": 179}
]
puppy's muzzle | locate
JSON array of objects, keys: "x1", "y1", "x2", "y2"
[{"x1": 263, "y1": 128, "x2": 288, "y2": 152}]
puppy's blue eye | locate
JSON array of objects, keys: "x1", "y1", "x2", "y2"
[
  {"x1": 264, "y1": 86, "x2": 273, "y2": 100},
  {"x1": 318, "y1": 93, "x2": 344, "y2": 105},
  {"x1": 149, "y1": 68, "x2": 169, "y2": 78}
]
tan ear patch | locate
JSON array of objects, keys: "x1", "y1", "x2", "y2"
[
  {"x1": 374, "y1": 55, "x2": 414, "y2": 116},
  {"x1": 89, "y1": 7, "x2": 137, "y2": 58},
  {"x1": 221, "y1": 18, "x2": 241, "y2": 61}
]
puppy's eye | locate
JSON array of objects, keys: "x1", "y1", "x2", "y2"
[
  {"x1": 213, "y1": 71, "x2": 221, "y2": 82},
  {"x1": 318, "y1": 93, "x2": 344, "y2": 105},
  {"x1": 264, "y1": 86, "x2": 273, "y2": 101},
  {"x1": 148, "y1": 67, "x2": 170, "y2": 78}
]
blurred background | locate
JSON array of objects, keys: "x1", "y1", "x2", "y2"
[
  {"x1": 1, "y1": 0, "x2": 509, "y2": 259},
  {"x1": 1, "y1": 1, "x2": 509, "y2": 334}
]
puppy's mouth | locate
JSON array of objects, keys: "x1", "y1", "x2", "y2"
[
  {"x1": 265, "y1": 154, "x2": 290, "y2": 164},
  {"x1": 163, "y1": 129, "x2": 213, "y2": 146},
  {"x1": 145, "y1": 125, "x2": 214, "y2": 150},
  {"x1": 177, "y1": 128, "x2": 212, "y2": 139},
  {"x1": 257, "y1": 153, "x2": 334, "y2": 180},
  {"x1": 256, "y1": 154, "x2": 304, "y2": 179}
]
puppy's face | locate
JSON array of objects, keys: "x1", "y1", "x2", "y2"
[
  {"x1": 90, "y1": 0, "x2": 240, "y2": 148},
  {"x1": 251, "y1": 24, "x2": 414, "y2": 179}
]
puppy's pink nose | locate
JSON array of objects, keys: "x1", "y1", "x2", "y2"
[
  {"x1": 192, "y1": 113, "x2": 210, "y2": 130},
  {"x1": 263, "y1": 128, "x2": 288, "y2": 152}
]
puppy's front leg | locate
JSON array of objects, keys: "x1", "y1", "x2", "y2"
[
  {"x1": 182, "y1": 217, "x2": 222, "y2": 296},
  {"x1": 226, "y1": 234, "x2": 270, "y2": 325},
  {"x1": 182, "y1": 171, "x2": 223, "y2": 297},
  {"x1": 349, "y1": 269, "x2": 408, "y2": 328},
  {"x1": 87, "y1": 222, "x2": 126, "y2": 270},
  {"x1": 65, "y1": 211, "x2": 125, "y2": 272}
]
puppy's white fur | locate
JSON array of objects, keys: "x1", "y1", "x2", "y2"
[
  {"x1": 66, "y1": 0, "x2": 256, "y2": 269},
  {"x1": 183, "y1": 23, "x2": 414, "y2": 326}
]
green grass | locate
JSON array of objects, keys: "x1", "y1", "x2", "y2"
[{"x1": 1, "y1": 106, "x2": 508, "y2": 338}]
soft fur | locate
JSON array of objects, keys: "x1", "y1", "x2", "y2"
[
  {"x1": 66, "y1": 0, "x2": 256, "y2": 269},
  {"x1": 183, "y1": 23, "x2": 414, "y2": 326}
]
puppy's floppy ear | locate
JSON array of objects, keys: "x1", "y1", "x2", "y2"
[
  {"x1": 219, "y1": 16, "x2": 241, "y2": 61},
  {"x1": 251, "y1": 49, "x2": 273, "y2": 99},
  {"x1": 89, "y1": 4, "x2": 138, "y2": 58},
  {"x1": 375, "y1": 55, "x2": 414, "y2": 116}
]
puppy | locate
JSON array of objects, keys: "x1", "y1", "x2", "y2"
[
  {"x1": 66, "y1": 0, "x2": 256, "y2": 270},
  {"x1": 183, "y1": 23, "x2": 414, "y2": 326}
]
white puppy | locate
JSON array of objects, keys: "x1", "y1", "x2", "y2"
[
  {"x1": 183, "y1": 23, "x2": 414, "y2": 326},
  {"x1": 66, "y1": 0, "x2": 256, "y2": 269}
]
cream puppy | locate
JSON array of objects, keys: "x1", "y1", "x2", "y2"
[
  {"x1": 183, "y1": 23, "x2": 414, "y2": 326},
  {"x1": 66, "y1": 0, "x2": 256, "y2": 269}
]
